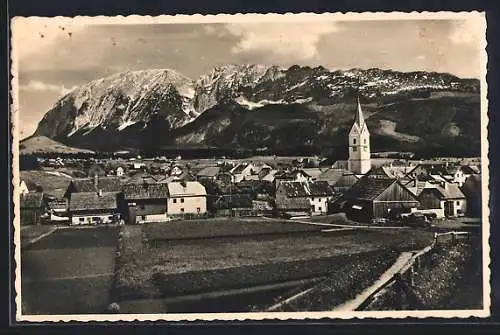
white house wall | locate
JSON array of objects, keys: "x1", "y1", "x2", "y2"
[
  {"x1": 71, "y1": 213, "x2": 114, "y2": 225},
  {"x1": 168, "y1": 196, "x2": 207, "y2": 215}
]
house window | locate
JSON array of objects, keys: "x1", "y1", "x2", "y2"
[
  {"x1": 181, "y1": 198, "x2": 185, "y2": 203},
  {"x1": 79, "y1": 218, "x2": 84, "y2": 222},
  {"x1": 364, "y1": 139, "x2": 367, "y2": 144},
  {"x1": 92, "y1": 217, "x2": 99, "y2": 222},
  {"x1": 173, "y1": 199, "x2": 177, "y2": 203},
  {"x1": 312, "y1": 205, "x2": 316, "y2": 212},
  {"x1": 364, "y1": 147, "x2": 367, "y2": 152},
  {"x1": 353, "y1": 139, "x2": 356, "y2": 144},
  {"x1": 312, "y1": 198, "x2": 315, "y2": 202},
  {"x1": 142, "y1": 215, "x2": 146, "y2": 220},
  {"x1": 456, "y1": 201, "x2": 460, "y2": 206},
  {"x1": 180, "y1": 208, "x2": 185, "y2": 213},
  {"x1": 108, "y1": 216, "x2": 113, "y2": 220},
  {"x1": 353, "y1": 147, "x2": 357, "y2": 152},
  {"x1": 318, "y1": 207, "x2": 322, "y2": 212},
  {"x1": 197, "y1": 207, "x2": 201, "y2": 213}
]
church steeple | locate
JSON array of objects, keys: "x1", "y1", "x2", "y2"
[
  {"x1": 355, "y1": 96, "x2": 365, "y2": 127},
  {"x1": 348, "y1": 96, "x2": 371, "y2": 175}
]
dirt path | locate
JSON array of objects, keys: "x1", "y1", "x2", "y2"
[{"x1": 332, "y1": 252, "x2": 414, "y2": 311}]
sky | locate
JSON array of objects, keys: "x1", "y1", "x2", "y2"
[{"x1": 12, "y1": 16, "x2": 484, "y2": 138}]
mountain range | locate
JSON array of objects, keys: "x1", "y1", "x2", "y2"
[{"x1": 24, "y1": 64, "x2": 481, "y2": 157}]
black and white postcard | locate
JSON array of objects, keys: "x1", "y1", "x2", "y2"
[{"x1": 10, "y1": 12, "x2": 490, "y2": 321}]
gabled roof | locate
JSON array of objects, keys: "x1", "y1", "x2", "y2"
[
  {"x1": 168, "y1": 181, "x2": 207, "y2": 197},
  {"x1": 343, "y1": 177, "x2": 396, "y2": 201},
  {"x1": 197, "y1": 166, "x2": 221, "y2": 177},
  {"x1": 419, "y1": 183, "x2": 466, "y2": 200},
  {"x1": 277, "y1": 181, "x2": 309, "y2": 198},
  {"x1": 20, "y1": 192, "x2": 44, "y2": 209},
  {"x1": 307, "y1": 181, "x2": 334, "y2": 196},
  {"x1": 301, "y1": 168, "x2": 324, "y2": 180},
  {"x1": 70, "y1": 177, "x2": 122, "y2": 193},
  {"x1": 69, "y1": 192, "x2": 117, "y2": 211},
  {"x1": 123, "y1": 182, "x2": 169, "y2": 200}
]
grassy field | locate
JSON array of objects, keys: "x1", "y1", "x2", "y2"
[
  {"x1": 20, "y1": 225, "x2": 56, "y2": 247},
  {"x1": 21, "y1": 226, "x2": 119, "y2": 315},
  {"x1": 142, "y1": 218, "x2": 323, "y2": 241},
  {"x1": 115, "y1": 220, "x2": 434, "y2": 303}
]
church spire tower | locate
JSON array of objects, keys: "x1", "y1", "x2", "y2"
[{"x1": 348, "y1": 97, "x2": 371, "y2": 175}]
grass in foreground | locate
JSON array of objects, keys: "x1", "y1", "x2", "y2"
[{"x1": 20, "y1": 225, "x2": 56, "y2": 247}]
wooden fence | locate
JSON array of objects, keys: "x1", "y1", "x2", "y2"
[{"x1": 356, "y1": 231, "x2": 473, "y2": 311}]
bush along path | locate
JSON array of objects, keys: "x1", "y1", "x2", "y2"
[{"x1": 364, "y1": 238, "x2": 481, "y2": 311}]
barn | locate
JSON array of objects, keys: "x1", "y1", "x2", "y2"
[
  {"x1": 20, "y1": 192, "x2": 45, "y2": 225},
  {"x1": 123, "y1": 182, "x2": 169, "y2": 224},
  {"x1": 341, "y1": 177, "x2": 420, "y2": 222}
]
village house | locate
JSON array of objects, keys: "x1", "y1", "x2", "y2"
[
  {"x1": 210, "y1": 193, "x2": 254, "y2": 217},
  {"x1": 274, "y1": 170, "x2": 312, "y2": 189},
  {"x1": 275, "y1": 180, "x2": 335, "y2": 216},
  {"x1": 123, "y1": 181, "x2": 169, "y2": 224},
  {"x1": 339, "y1": 177, "x2": 420, "y2": 222},
  {"x1": 20, "y1": 192, "x2": 46, "y2": 225},
  {"x1": 229, "y1": 163, "x2": 254, "y2": 183},
  {"x1": 418, "y1": 182, "x2": 467, "y2": 218},
  {"x1": 461, "y1": 174, "x2": 482, "y2": 218},
  {"x1": 316, "y1": 168, "x2": 359, "y2": 193},
  {"x1": 196, "y1": 166, "x2": 221, "y2": 182},
  {"x1": 64, "y1": 175, "x2": 123, "y2": 198},
  {"x1": 167, "y1": 181, "x2": 207, "y2": 216},
  {"x1": 68, "y1": 190, "x2": 119, "y2": 225}
]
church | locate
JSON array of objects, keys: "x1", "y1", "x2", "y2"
[{"x1": 348, "y1": 98, "x2": 371, "y2": 175}]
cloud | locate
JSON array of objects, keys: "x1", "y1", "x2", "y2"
[
  {"x1": 19, "y1": 80, "x2": 76, "y2": 96},
  {"x1": 11, "y1": 17, "x2": 85, "y2": 61},
  {"x1": 415, "y1": 55, "x2": 426, "y2": 61},
  {"x1": 449, "y1": 18, "x2": 483, "y2": 45},
  {"x1": 224, "y1": 22, "x2": 341, "y2": 60}
]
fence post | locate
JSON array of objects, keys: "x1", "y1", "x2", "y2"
[
  {"x1": 451, "y1": 232, "x2": 456, "y2": 245},
  {"x1": 433, "y1": 232, "x2": 438, "y2": 247}
]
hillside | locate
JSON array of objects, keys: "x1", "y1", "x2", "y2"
[
  {"x1": 19, "y1": 136, "x2": 94, "y2": 155},
  {"x1": 31, "y1": 65, "x2": 481, "y2": 156}
]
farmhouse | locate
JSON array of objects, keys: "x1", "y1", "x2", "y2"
[
  {"x1": 65, "y1": 176, "x2": 123, "y2": 197},
  {"x1": 68, "y1": 191, "x2": 118, "y2": 225},
  {"x1": 196, "y1": 166, "x2": 221, "y2": 181},
  {"x1": 123, "y1": 182, "x2": 169, "y2": 224},
  {"x1": 275, "y1": 181, "x2": 335, "y2": 216},
  {"x1": 418, "y1": 183, "x2": 467, "y2": 218},
  {"x1": 341, "y1": 177, "x2": 420, "y2": 222},
  {"x1": 20, "y1": 192, "x2": 45, "y2": 225},
  {"x1": 210, "y1": 193, "x2": 254, "y2": 217},
  {"x1": 167, "y1": 181, "x2": 207, "y2": 216}
]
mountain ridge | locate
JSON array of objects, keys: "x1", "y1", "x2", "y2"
[{"x1": 29, "y1": 64, "x2": 481, "y2": 156}]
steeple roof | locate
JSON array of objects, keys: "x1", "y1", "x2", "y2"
[{"x1": 355, "y1": 97, "x2": 365, "y2": 127}]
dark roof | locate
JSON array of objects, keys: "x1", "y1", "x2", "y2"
[
  {"x1": 69, "y1": 192, "x2": 117, "y2": 211},
  {"x1": 278, "y1": 181, "x2": 309, "y2": 197},
  {"x1": 213, "y1": 194, "x2": 253, "y2": 209},
  {"x1": 70, "y1": 177, "x2": 122, "y2": 193},
  {"x1": 308, "y1": 181, "x2": 334, "y2": 196},
  {"x1": 20, "y1": 192, "x2": 44, "y2": 209},
  {"x1": 275, "y1": 197, "x2": 310, "y2": 210},
  {"x1": 343, "y1": 177, "x2": 396, "y2": 201},
  {"x1": 123, "y1": 182, "x2": 169, "y2": 200},
  {"x1": 231, "y1": 164, "x2": 248, "y2": 174},
  {"x1": 435, "y1": 183, "x2": 466, "y2": 199}
]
